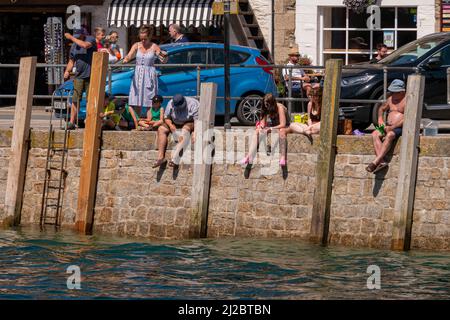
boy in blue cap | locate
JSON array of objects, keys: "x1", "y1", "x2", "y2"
[{"x1": 366, "y1": 79, "x2": 406, "y2": 174}]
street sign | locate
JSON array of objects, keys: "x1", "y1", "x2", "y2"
[{"x1": 212, "y1": 0, "x2": 239, "y2": 15}]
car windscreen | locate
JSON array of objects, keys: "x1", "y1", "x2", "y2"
[{"x1": 378, "y1": 37, "x2": 447, "y2": 66}]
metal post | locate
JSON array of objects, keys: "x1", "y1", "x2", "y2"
[
  {"x1": 224, "y1": 0, "x2": 231, "y2": 130},
  {"x1": 271, "y1": 0, "x2": 275, "y2": 62},
  {"x1": 288, "y1": 68, "x2": 293, "y2": 115},
  {"x1": 197, "y1": 65, "x2": 201, "y2": 98},
  {"x1": 383, "y1": 67, "x2": 388, "y2": 101},
  {"x1": 108, "y1": 67, "x2": 112, "y2": 97},
  {"x1": 447, "y1": 67, "x2": 450, "y2": 105}
]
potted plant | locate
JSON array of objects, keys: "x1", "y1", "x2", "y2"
[{"x1": 343, "y1": 0, "x2": 377, "y2": 14}]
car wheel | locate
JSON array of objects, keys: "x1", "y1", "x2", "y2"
[{"x1": 236, "y1": 94, "x2": 263, "y2": 126}]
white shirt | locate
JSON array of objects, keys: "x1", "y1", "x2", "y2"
[{"x1": 282, "y1": 61, "x2": 306, "y2": 84}]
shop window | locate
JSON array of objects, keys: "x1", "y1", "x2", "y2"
[{"x1": 321, "y1": 6, "x2": 418, "y2": 64}]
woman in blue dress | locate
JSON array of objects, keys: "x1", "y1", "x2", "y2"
[{"x1": 123, "y1": 25, "x2": 168, "y2": 119}]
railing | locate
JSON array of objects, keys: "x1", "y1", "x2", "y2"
[{"x1": 0, "y1": 61, "x2": 428, "y2": 118}]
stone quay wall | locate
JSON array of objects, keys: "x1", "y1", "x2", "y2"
[{"x1": 0, "y1": 129, "x2": 449, "y2": 251}]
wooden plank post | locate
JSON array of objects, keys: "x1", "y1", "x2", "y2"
[
  {"x1": 75, "y1": 52, "x2": 109, "y2": 234},
  {"x1": 309, "y1": 59, "x2": 343, "y2": 245},
  {"x1": 391, "y1": 74, "x2": 425, "y2": 251},
  {"x1": 189, "y1": 82, "x2": 217, "y2": 238},
  {"x1": 2, "y1": 57, "x2": 37, "y2": 228}
]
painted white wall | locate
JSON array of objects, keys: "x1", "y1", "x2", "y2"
[
  {"x1": 296, "y1": 0, "x2": 437, "y2": 65},
  {"x1": 249, "y1": 0, "x2": 272, "y2": 51}
]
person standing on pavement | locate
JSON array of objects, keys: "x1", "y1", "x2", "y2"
[
  {"x1": 63, "y1": 28, "x2": 97, "y2": 130},
  {"x1": 123, "y1": 25, "x2": 167, "y2": 117},
  {"x1": 94, "y1": 27, "x2": 106, "y2": 50},
  {"x1": 168, "y1": 24, "x2": 189, "y2": 43}
]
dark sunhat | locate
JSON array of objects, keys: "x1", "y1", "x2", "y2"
[{"x1": 172, "y1": 94, "x2": 187, "y2": 109}]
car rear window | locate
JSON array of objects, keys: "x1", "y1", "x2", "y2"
[{"x1": 210, "y1": 49, "x2": 250, "y2": 64}]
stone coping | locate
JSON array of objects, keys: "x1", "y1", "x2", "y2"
[{"x1": 0, "y1": 129, "x2": 449, "y2": 156}]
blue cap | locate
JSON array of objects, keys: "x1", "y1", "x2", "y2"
[
  {"x1": 73, "y1": 27, "x2": 88, "y2": 38},
  {"x1": 388, "y1": 79, "x2": 406, "y2": 93},
  {"x1": 172, "y1": 94, "x2": 186, "y2": 109}
]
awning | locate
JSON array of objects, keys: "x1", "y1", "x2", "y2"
[{"x1": 107, "y1": 0, "x2": 222, "y2": 28}]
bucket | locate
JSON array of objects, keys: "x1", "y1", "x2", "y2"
[{"x1": 422, "y1": 119, "x2": 439, "y2": 136}]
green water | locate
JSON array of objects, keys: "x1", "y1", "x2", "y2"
[{"x1": 0, "y1": 227, "x2": 449, "y2": 299}]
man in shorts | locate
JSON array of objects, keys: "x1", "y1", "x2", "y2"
[
  {"x1": 64, "y1": 28, "x2": 97, "y2": 130},
  {"x1": 153, "y1": 94, "x2": 199, "y2": 168},
  {"x1": 366, "y1": 79, "x2": 406, "y2": 174}
]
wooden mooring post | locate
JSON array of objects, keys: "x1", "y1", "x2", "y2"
[
  {"x1": 309, "y1": 59, "x2": 343, "y2": 245},
  {"x1": 75, "y1": 52, "x2": 109, "y2": 234},
  {"x1": 189, "y1": 82, "x2": 217, "y2": 238},
  {"x1": 2, "y1": 57, "x2": 37, "y2": 228},
  {"x1": 391, "y1": 74, "x2": 425, "y2": 251}
]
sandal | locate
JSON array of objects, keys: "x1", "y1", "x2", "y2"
[
  {"x1": 168, "y1": 160, "x2": 179, "y2": 168},
  {"x1": 152, "y1": 159, "x2": 167, "y2": 168},
  {"x1": 365, "y1": 162, "x2": 377, "y2": 173},
  {"x1": 373, "y1": 162, "x2": 389, "y2": 173}
]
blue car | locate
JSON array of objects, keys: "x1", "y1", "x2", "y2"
[{"x1": 54, "y1": 43, "x2": 277, "y2": 126}]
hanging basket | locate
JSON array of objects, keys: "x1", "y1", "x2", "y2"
[{"x1": 343, "y1": 0, "x2": 376, "y2": 14}]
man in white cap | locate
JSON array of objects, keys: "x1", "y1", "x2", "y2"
[{"x1": 366, "y1": 79, "x2": 406, "y2": 174}]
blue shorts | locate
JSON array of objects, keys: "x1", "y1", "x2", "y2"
[{"x1": 393, "y1": 127, "x2": 402, "y2": 138}]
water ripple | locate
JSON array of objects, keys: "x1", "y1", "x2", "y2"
[{"x1": 0, "y1": 228, "x2": 449, "y2": 299}]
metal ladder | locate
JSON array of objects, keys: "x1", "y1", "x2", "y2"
[{"x1": 40, "y1": 90, "x2": 71, "y2": 227}]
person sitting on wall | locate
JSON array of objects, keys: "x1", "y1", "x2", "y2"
[
  {"x1": 118, "y1": 103, "x2": 140, "y2": 131},
  {"x1": 241, "y1": 93, "x2": 290, "y2": 167},
  {"x1": 286, "y1": 86, "x2": 322, "y2": 139},
  {"x1": 366, "y1": 79, "x2": 406, "y2": 174},
  {"x1": 137, "y1": 95, "x2": 165, "y2": 131},
  {"x1": 100, "y1": 93, "x2": 121, "y2": 130},
  {"x1": 153, "y1": 94, "x2": 199, "y2": 168}
]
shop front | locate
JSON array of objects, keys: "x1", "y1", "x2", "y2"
[
  {"x1": 105, "y1": 0, "x2": 224, "y2": 49},
  {"x1": 0, "y1": 0, "x2": 103, "y2": 105},
  {"x1": 296, "y1": 0, "x2": 437, "y2": 65}
]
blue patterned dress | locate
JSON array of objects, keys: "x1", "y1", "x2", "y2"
[{"x1": 128, "y1": 45, "x2": 158, "y2": 109}]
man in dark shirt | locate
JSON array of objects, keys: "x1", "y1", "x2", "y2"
[
  {"x1": 370, "y1": 43, "x2": 388, "y2": 63},
  {"x1": 63, "y1": 28, "x2": 97, "y2": 129},
  {"x1": 168, "y1": 24, "x2": 189, "y2": 43}
]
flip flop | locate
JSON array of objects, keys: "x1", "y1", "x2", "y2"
[
  {"x1": 365, "y1": 162, "x2": 377, "y2": 173},
  {"x1": 373, "y1": 162, "x2": 389, "y2": 173},
  {"x1": 152, "y1": 159, "x2": 167, "y2": 168}
]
